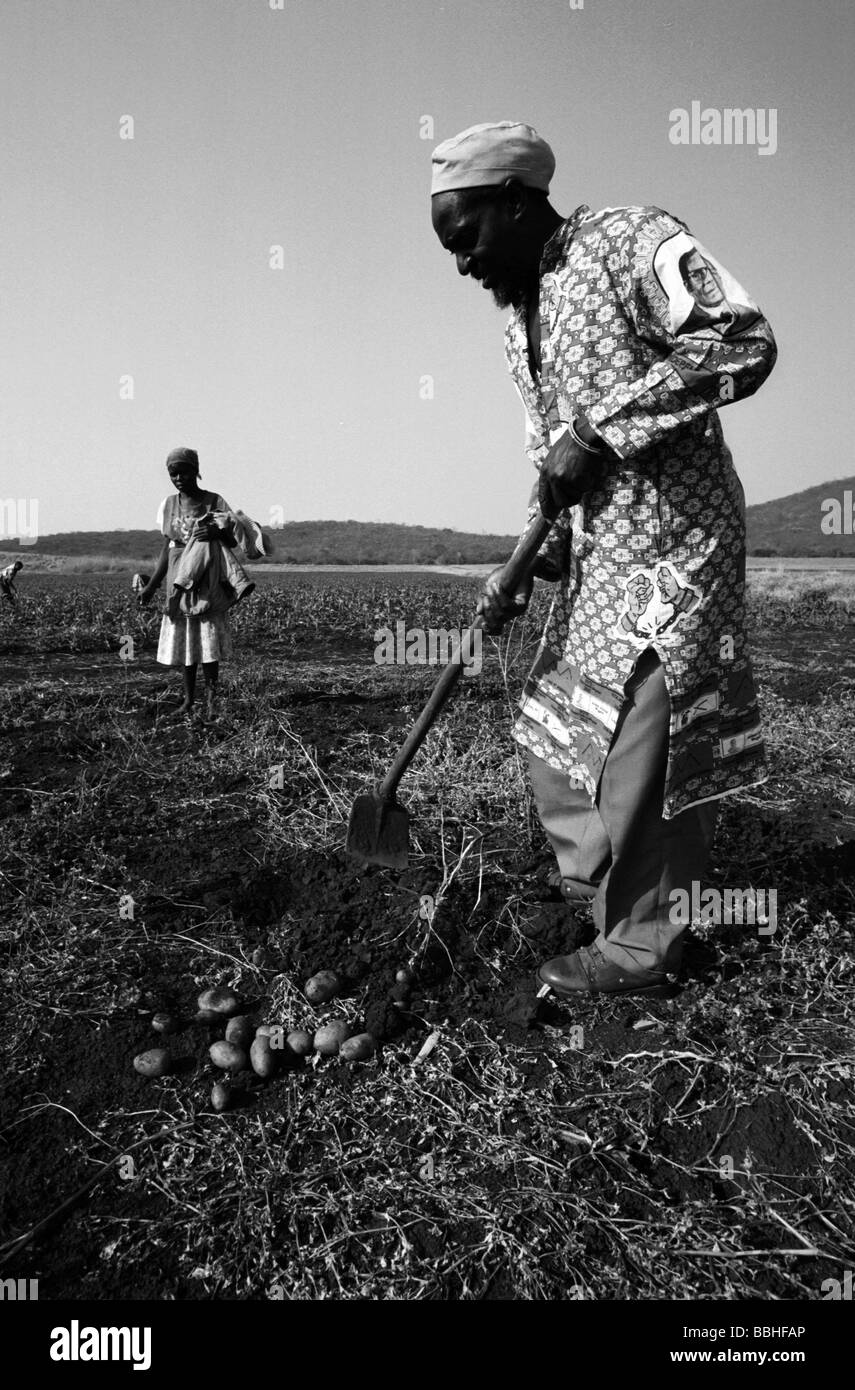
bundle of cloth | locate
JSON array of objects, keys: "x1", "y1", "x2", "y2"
[{"x1": 167, "y1": 509, "x2": 268, "y2": 619}]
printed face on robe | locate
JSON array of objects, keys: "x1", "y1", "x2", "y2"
[
  {"x1": 615, "y1": 560, "x2": 702, "y2": 646},
  {"x1": 653, "y1": 230, "x2": 760, "y2": 337},
  {"x1": 681, "y1": 250, "x2": 724, "y2": 308}
]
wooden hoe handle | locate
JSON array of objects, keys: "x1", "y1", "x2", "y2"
[{"x1": 378, "y1": 507, "x2": 553, "y2": 800}]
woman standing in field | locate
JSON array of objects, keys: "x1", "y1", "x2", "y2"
[{"x1": 138, "y1": 447, "x2": 254, "y2": 719}]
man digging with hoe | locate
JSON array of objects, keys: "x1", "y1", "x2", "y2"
[{"x1": 430, "y1": 121, "x2": 777, "y2": 999}]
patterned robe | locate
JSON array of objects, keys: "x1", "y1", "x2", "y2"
[{"x1": 508, "y1": 204, "x2": 777, "y2": 818}]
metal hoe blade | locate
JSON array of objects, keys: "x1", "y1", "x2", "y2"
[
  {"x1": 346, "y1": 792, "x2": 410, "y2": 870},
  {"x1": 344, "y1": 511, "x2": 556, "y2": 867}
]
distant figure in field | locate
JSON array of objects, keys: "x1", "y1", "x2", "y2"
[
  {"x1": 131, "y1": 572, "x2": 151, "y2": 597},
  {"x1": 137, "y1": 447, "x2": 260, "y2": 719},
  {"x1": 1, "y1": 560, "x2": 23, "y2": 604}
]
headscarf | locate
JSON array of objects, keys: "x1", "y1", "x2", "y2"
[{"x1": 166, "y1": 446, "x2": 200, "y2": 474}]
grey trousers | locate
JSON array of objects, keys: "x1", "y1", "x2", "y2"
[{"x1": 526, "y1": 650, "x2": 719, "y2": 973}]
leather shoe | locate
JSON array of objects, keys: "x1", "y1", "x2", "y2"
[{"x1": 537, "y1": 943, "x2": 677, "y2": 998}]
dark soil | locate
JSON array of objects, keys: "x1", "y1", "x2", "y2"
[{"x1": 1, "y1": 597, "x2": 852, "y2": 1300}]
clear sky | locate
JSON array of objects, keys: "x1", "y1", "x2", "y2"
[{"x1": 1, "y1": 0, "x2": 852, "y2": 537}]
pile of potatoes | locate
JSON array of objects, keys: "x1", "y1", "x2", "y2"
[{"x1": 132, "y1": 973, "x2": 377, "y2": 1113}]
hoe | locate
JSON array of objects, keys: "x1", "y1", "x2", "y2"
[{"x1": 346, "y1": 505, "x2": 554, "y2": 870}]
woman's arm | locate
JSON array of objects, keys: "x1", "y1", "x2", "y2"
[
  {"x1": 210, "y1": 497, "x2": 239, "y2": 548},
  {"x1": 138, "y1": 540, "x2": 169, "y2": 603}
]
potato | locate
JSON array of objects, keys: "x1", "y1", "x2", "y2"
[
  {"x1": 395, "y1": 967, "x2": 415, "y2": 985},
  {"x1": 225, "y1": 1015, "x2": 255, "y2": 1048},
  {"x1": 250, "y1": 1035, "x2": 277, "y2": 1078},
  {"x1": 340, "y1": 1033, "x2": 376, "y2": 1063},
  {"x1": 313, "y1": 1020, "x2": 351, "y2": 1056},
  {"x1": 304, "y1": 970, "x2": 341, "y2": 1005},
  {"x1": 133, "y1": 1048, "x2": 171, "y2": 1078},
  {"x1": 286, "y1": 1029, "x2": 314, "y2": 1058},
  {"x1": 197, "y1": 987, "x2": 242, "y2": 1018},
  {"x1": 210, "y1": 1081, "x2": 231, "y2": 1113},
  {"x1": 209, "y1": 1040, "x2": 247, "y2": 1072},
  {"x1": 151, "y1": 1012, "x2": 180, "y2": 1034}
]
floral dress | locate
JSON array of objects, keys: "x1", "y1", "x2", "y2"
[
  {"x1": 506, "y1": 204, "x2": 777, "y2": 818},
  {"x1": 155, "y1": 492, "x2": 233, "y2": 666}
]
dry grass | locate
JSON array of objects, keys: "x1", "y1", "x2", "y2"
[
  {"x1": 0, "y1": 574, "x2": 852, "y2": 1299},
  {"x1": 0, "y1": 551, "x2": 153, "y2": 574},
  {"x1": 749, "y1": 566, "x2": 855, "y2": 611}
]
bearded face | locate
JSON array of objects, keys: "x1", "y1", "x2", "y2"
[{"x1": 432, "y1": 189, "x2": 537, "y2": 311}]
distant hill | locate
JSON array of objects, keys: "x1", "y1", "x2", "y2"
[
  {"x1": 3, "y1": 478, "x2": 853, "y2": 562},
  {"x1": 2, "y1": 529, "x2": 165, "y2": 563},
  {"x1": 0, "y1": 520, "x2": 518, "y2": 566},
  {"x1": 746, "y1": 476, "x2": 855, "y2": 556}
]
